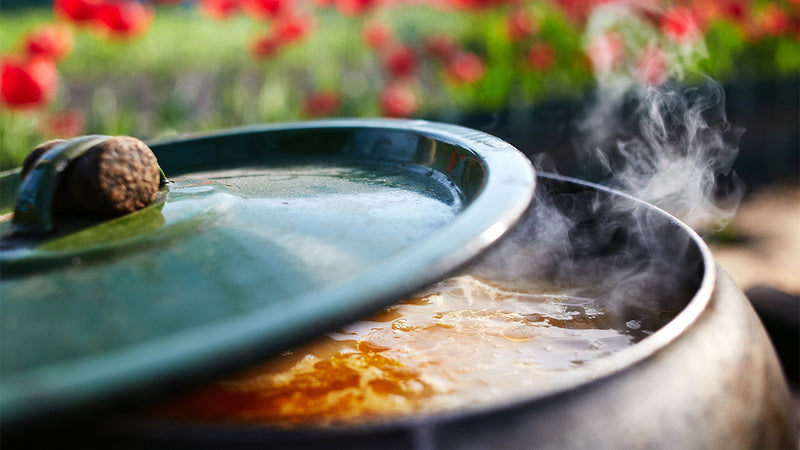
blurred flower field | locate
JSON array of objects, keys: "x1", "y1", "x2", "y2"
[{"x1": 1, "y1": 0, "x2": 798, "y2": 170}]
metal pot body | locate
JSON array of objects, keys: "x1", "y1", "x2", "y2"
[{"x1": 97, "y1": 174, "x2": 796, "y2": 449}]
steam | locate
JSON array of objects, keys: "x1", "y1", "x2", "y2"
[
  {"x1": 470, "y1": 2, "x2": 745, "y2": 316},
  {"x1": 576, "y1": 1, "x2": 744, "y2": 231},
  {"x1": 578, "y1": 80, "x2": 744, "y2": 230}
]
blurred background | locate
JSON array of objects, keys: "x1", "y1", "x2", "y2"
[{"x1": 0, "y1": 1, "x2": 797, "y2": 300}]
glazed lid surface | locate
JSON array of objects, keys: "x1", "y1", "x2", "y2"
[{"x1": 0, "y1": 119, "x2": 535, "y2": 425}]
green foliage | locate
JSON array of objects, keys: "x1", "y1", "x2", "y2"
[
  {"x1": 1, "y1": 3, "x2": 797, "y2": 171},
  {"x1": 699, "y1": 22, "x2": 744, "y2": 80},
  {"x1": 0, "y1": 111, "x2": 40, "y2": 170}
]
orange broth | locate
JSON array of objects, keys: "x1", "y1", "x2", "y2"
[{"x1": 152, "y1": 275, "x2": 671, "y2": 427}]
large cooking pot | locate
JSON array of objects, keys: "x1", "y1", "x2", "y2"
[
  {"x1": 1, "y1": 120, "x2": 796, "y2": 448},
  {"x1": 91, "y1": 174, "x2": 794, "y2": 450}
]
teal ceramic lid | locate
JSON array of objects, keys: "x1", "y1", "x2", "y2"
[{"x1": 0, "y1": 119, "x2": 535, "y2": 426}]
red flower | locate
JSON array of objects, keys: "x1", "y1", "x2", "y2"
[
  {"x1": 53, "y1": 0, "x2": 102, "y2": 23},
  {"x1": 334, "y1": 0, "x2": 379, "y2": 16},
  {"x1": 0, "y1": 55, "x2": 59, "y2": 110},
  {"x1": 42, "y1": 109, "x2": 86, "y2": 138},
  {"x1": 450, "y1": 0, "x2": 513, "y2": 10},
  {"x1": 551, "y1": 0, "x2": 594, "y2": 24},
  {"x1": 93, "y1": 0, "x2": 154, "y2": 39},
  {"x1": 445, "y1": 51, "x2": 485, "y2": 84},
  {"x1": 312, "y1": 0, "x2": 335, "y2": 6},
  {"x1": 198, "y1": 0, "x2": 241, "y2": 20},
  {"x1": 303, "y1": 91, "x2": 341, "y2": 117},
  {"x1": 242, "y1": 0, "x2": 288, "y2": 20},
  {"x1": 635, "y1": 46, "x2": 668, "y2": 86},
  {"x1": 273, "y1": 13, "x2": 314, "y2": 44},
  {"x1": 24, "y1": 24, "x2": 74, "y2": 62},
  {"x1": 383, "y1": 45, "x2": 418, "y2": 79},
  {"x1": 380, "y1": 82, "x2": 417, "y2": 117},
  {"x1": 758, "y1": 4, "x2": 790, "y2": 36},
  {"x1": 424, "y1": 34, "x2": 459, "y2": 62},
  {"x1": 250, "y1": 33, "x2": 283, "y2": 58},
  {"x1": 723, "y1": 0, "x2": 749, "y2": 21},
  {"x1": 363, "y1": 21, "x2": 393, "y2": 50},
  {"x1": 527, "y1": 42, "x2": 556, "y2": 71},
  {"x1": 660, "y1": 7, "x2": 701, "y2": 43},
  {"x1": 587, "y1": 32, "x2": 623, "y2": 74},
  {"x1": 793, "y1": 16, "x2": 800, "y2": 41},
  {"x1": 505, "y1": 8, "x2": 537, "y2": 42}
]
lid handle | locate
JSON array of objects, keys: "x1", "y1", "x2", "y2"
[{"x1": 13, "y1": 135, "x2": 113, "y2": 235}]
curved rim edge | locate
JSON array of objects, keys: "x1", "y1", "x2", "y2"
[{"x1": 397, "y1": 171, "x2": 719, "y2": 431}]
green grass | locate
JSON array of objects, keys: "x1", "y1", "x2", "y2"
[
  {"x1": 0, "y1": 8, "x2": 353, "y2": 169},
  {"x1": 0, "y1": 6, "x2": 542, "y2": 169},
  {"x1": 1, "y1": 4, "x2": 798, "y2": 170},
  {"x1": 2, "y1": 8, "x2": 261, "y2": 75}
]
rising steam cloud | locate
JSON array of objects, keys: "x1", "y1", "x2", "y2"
[
  {"x1": 580, "y1": 81, "x2": 744, "y2": 231},
  {"x1": 471, "y1": 2, "x2": 745, "y2": 314},
  {"x1": 575, "y1": 1, "x2": 745, "y2": 231}
]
